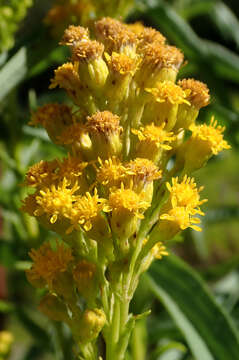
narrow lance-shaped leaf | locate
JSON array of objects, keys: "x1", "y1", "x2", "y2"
[{"x1": 146, "y1": 255, "x2": 239, "y2": 360}]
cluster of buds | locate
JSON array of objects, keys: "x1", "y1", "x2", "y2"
[{"x1": 22, "y1": 18, "x2": 230, "y2": 359}]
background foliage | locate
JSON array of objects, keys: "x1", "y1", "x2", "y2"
[{"x1": 0, "y1": 0, "x2": 239, "y2": 359}]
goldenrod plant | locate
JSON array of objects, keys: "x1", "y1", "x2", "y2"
[{"x1": 21, "y1": 17, "x2": 231, "y2": 360}]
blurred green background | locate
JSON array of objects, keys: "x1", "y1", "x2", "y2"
[{"x1": 0, "y1": 1, "x2": 239, "y2": 359}]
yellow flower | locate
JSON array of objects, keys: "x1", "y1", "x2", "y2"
[
  {"x1": 108, "y1": 183, "x2": 150, "y2": 219},
  {"x1": 24, "y1": 160, "x2": 58, "y2": 188},
  {"x1": 166, "y1": 175, "x2": 207, "y2": 214},
  {"x1": 49, "y1": 62, "x2": 81, "y2": 92},
  {"x1": 145, "y1": 81, "x2": 190, "y2": 106},
  {"x1": 96, "y1": 157, "x2": 127, "y2": 187},
  {"x1": 69, "y1": 189, "x2": 109, "y2": 232},
  {"x1": 105, "y1": 52, "x2": 138, "y2": 75},
  {"x1": 126, "y1": 158, "x2": 162, "y2": 183},
  {"x1": 57, "y1": 155, "x2": 88, "y2": 180},
  {"x1": 159, "y1": 206, "x2": 202, "y2": 239},
  {"x1": 189, "y1": 117, "x2": 230, "y2": 155},
  {"x1": 178, "y1": 117, "x2": 231, "y2": 172},
  {"x1": 86, "y1": 111, "x2": 123, "y2": 159},
  {"x1": 26, "y1": 241, "x2": 73, "y2": 288},
  {"x1": 34, "y1": 178, "x2": 79, "y2": 224},
  {"x1": 132, "y1": 123, "x2": 175, "y2": 151}
]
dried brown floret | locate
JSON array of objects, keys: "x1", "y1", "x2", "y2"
[
  {"x1": 71, "y1": 40, "x2": 104, "y2": 62},
  {"x1": 86, "y1": 111, "x2": 122, "y2": 135},
  {"x1": 142, "y1": 43, "x2": 184, "y2": 70},
  {"x1": 95, "y1": 17, "x2": 137, "y2": 51},
  {"x1": 60, "y1": 25, "x2": 89, "y2": 45},
  {"x1": 178, "y1": 78, "x2": 210, "y2": 108},
  {"x1": 138, "y1": 27, "x2": 166, "y2": 46}
]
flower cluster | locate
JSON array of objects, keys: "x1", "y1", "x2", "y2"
[{"x1": 22, "y1": 18, "x2": 230, "y2": 359}]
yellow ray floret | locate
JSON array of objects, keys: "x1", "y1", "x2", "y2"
[
  {"x1": 160, "y1": 206, "x2": 202, "y2": 232},
  {"x1": 151, "y1": 242, "x2": 168, "y2": 259},
  {"x1": 69, "y1": 188, "x2": 109, "y2": 232},
  {"x1": 166, "y1": 175, "x2": 207, "y2": 214},
  {"x1": 57, "y1": 155, "x2": 88, "y2": 179},
  {"x1": 145, "y1": 81, "x2": 190, "y2": 105},
  {"x1": 49, "y1": 62, "x2": 81, "y2": 90},
  {"x1": 24, "y1": 160, "x2": 58, "y2": 188},
  {"x1": 108, "y1": 183, "x2": 150, "y2": 218},
  {"x1": 34, "y1": 178, "x2": 79, "y2": 224},
  {"x1": 189, "y1": 117, "x2": 231, "y2": 155},
  {"x1": 27, "y1": 241, "x2": 73, "y2": 287},
  {"x1": 96, "y1": 157, "x2": 127, "y2": 186},
  {"x1": 105, "y1": 52, "x2": 138, "y2": 75},
  {"x1": 132, "y1": 123, "x2": 175, "y2": 150}
]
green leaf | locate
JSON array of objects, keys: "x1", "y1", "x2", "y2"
[
  {"x1": 146, "y1": 255, "x2": 239, "y2": 360},
  {"x1": 0, "y1": 300, "x2": 15, "y2": 313},
  {"x1": 0, "y1": 47, "x2": 28, "y2": 101},
  {"x1": 208, "y1": 1, "x2": 239, "y2": 47}
]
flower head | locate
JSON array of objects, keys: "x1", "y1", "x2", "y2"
[
  {"x1": 126, "y1": 158, "x2": 162, "y2": 184},
  {"x1": 189, "y1": 117, "x2": 230, "y2": 155},
  {"x1": 160, "y1": 206, "x2": 202, "y2": 237},
  {"x1": 24, "y1": 160, "x2": 58, "y2": 188},
  {"x1": 105, "y1": 52, "x2": 138, "y2": 75},
  {"x1": 96, "y1": 157, "x2": 127, "y2": 187},
  {"x1": 69, "y1": 189, "x2": 109, "y2": 232},
  {"x1": 108, "y1": 183, "x2": 150, "y2": 218},
  {"x1": 145, "y1": 81, "x2": 190, "y2": 105},
  {"x1": 132, "y1": 123, "x2": 175, "y2": 150},
  {"x1": 95, "y1": 17, "x2": 137, "y2": 53},
  {"x1": 72, "y1": 40, "x2": 104, "y2": 62},
  {"x1": 86, "y1": 111, "x2": 122, "y2": 135},
  {"x1": 178, "y1": 78, "x2": 210, "y2": 109},
  {"x1": 142, "y1": 44, "x2": 184, "y2": 71},
  {"x1": 60, "y1": 25, "x2": 89, "y2": 46},
  {"x1": 49, "y1": 62, "x2": 81, "y2": 91},
  {"x1": 27, "y1": 241, "x2": 73, "y2": 288},
  {"x1": 166, "y1": 176, "x2": 207, "y2": 214},
  {"x1": 58, "y1": 155, "x2": 88, "y2": 180},
  {"x1": 34, "y1": 178, "x2": 79, "y2": 224}
]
